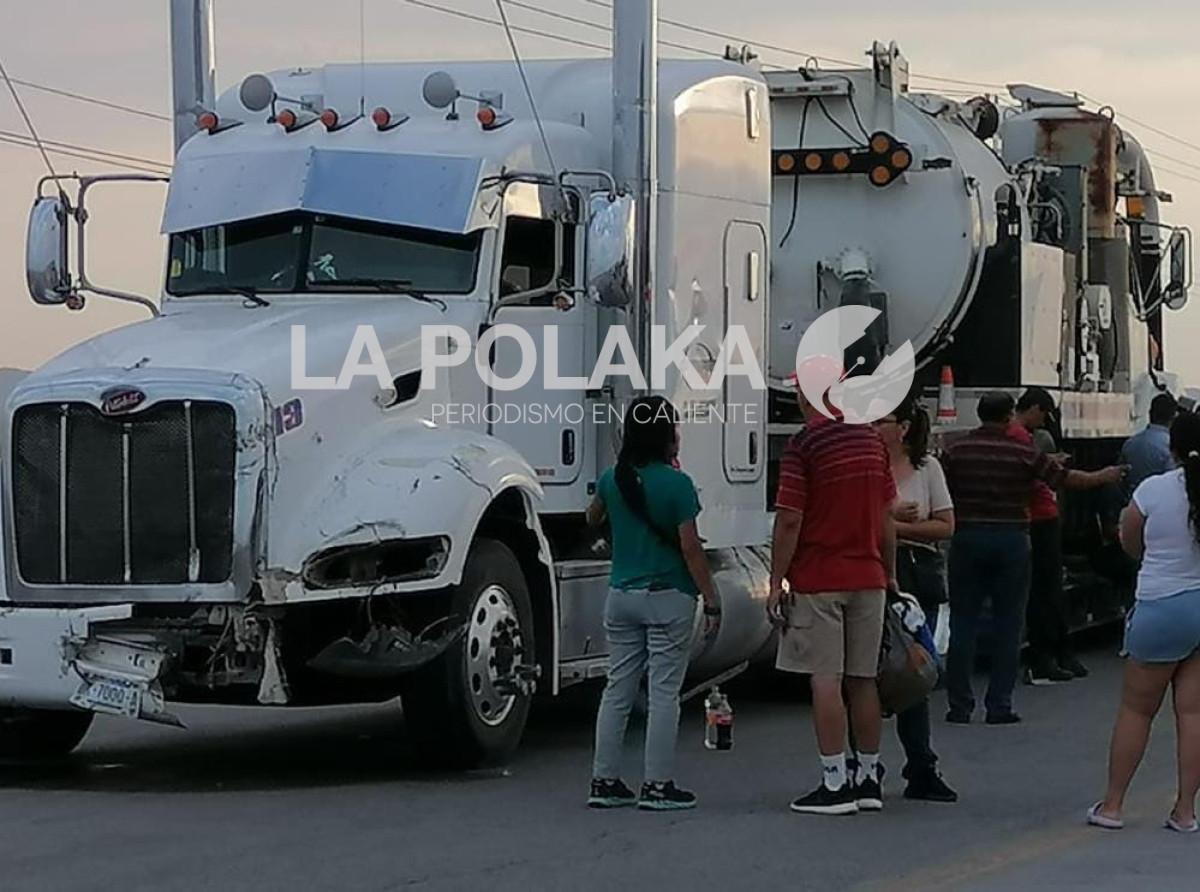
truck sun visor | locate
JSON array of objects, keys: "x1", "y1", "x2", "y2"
[{"x1": 161, "y1": 148, "x2": 486, "y2": 235}]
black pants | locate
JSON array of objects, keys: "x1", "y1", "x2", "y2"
[
  {"x1": 947, "y1": 526, "x2": 1032, "y2": 717},
  {"x1": 894, "y1": 547, "x2": 944, "y2": 776},
  {"x1": 1025, "y1": 517, "x2": 1068, "y2": 663}
]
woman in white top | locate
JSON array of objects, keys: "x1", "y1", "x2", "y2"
[
  {"x1": 870, "y1": 398, "x2": 957, "y2": 803},
  {"x1": 1090, "y1": 411, "x2": 1200, "y2": 833}
]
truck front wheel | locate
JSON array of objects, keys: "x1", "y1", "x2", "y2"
[
  {"x1": 0, "y1": 708, "x2": 94, "y2": 760},
  {"x1": 402, "y1": 538, "x2": 536, "y2": 767}
]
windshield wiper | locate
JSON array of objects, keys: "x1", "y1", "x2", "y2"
[
  {"x1": 173, "y1": 286, "x2": 271, "y2": 307},
  {"x1": 308, "y1": 279, "x2": 447, "y2": 311}
]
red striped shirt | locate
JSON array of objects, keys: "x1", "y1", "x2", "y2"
[
  {"x1": 944, "y1": 424, "x2": 1068, "y2": 525},
  {"x1": 775, "y1": 417, "x2": 897, "y2": 593}
]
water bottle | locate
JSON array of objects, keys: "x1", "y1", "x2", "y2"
[{"x1": 704, "y1": 687, "x2": 734, "y2": 751}]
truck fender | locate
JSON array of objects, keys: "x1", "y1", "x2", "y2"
[{"x1": 260, "y1": 426, "x2": 549, "y2": 589}]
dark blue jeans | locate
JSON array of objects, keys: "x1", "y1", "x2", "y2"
[{"x1": 946, "y1": 526, "x2": 1032, "y2": 718}]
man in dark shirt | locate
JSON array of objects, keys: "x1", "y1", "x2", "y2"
[
  {"x1": 943, "y1": 392, "x2": 1123, "y2": 725},
  {"x1": 1011, "y1": 388, "x2": 1118, "y2": 684}
]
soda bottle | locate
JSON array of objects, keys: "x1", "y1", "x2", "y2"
[{"x1": 704, "y1": 687, "x2": 734, "y2": 751}]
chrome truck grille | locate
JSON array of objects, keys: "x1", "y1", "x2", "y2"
[{"x1": 11, "y1": 401, "x2": 237, "y2": 586}]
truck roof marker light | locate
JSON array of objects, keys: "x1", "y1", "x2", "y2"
[
  {"x1": 891, "y1": 148, "x2": 913, "y2": 172},
  {"x1": 371, "y1": 107, "x2": 410, "y2": 132},
  {"x1": 870, "y1": 132, "x2": 893, "y2": 155},
  {"x1": 777, "y1": 153, "x2": 796, "y2": 173},
  {"x1": 194, "y1": 110, "x2": 242, "y2": 136},
  {"x1": 272, "y1": 107, "x2": 319, "y2": 133},
  {"x1": 476, "y1": 105, "x2": 513, "y2": 131},
  {"x1": 804, "y1": 152, "x2": 823, "y2": 172},
  {"x1": 318, "y1": 108, "x2": 361, "y2": 133},
  {"x1": 832, "y1": 151, "x2": 851, "y2": 172}
]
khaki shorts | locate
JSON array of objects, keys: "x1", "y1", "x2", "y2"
[{"x1": 775, "y1": 590, "x2": 886, "y2": 679}]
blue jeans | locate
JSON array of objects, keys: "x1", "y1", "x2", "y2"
[
  {"x1": 592, "y1": 587, "x2": 695, "y2": 783},
  {"x1": 947, "y1": 526, "x2": 1032, "y2": 718}
]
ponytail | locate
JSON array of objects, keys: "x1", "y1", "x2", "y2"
[
  {"x1": 614, "y1": 396, "x2": 682, "y2": 550},
  {"x1": 1170, "y1": 413, "x2": 1200, "y2": 548},
  {"x1": 1186, "y1": 452, "x2": 1200, "y2": 550}
]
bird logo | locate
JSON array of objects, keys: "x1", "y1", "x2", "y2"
[{"x1": 793, "y1": 306, "x2": 915, "y2": 424}]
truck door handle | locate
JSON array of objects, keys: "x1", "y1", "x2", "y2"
[{"x1": 562, "y1": 429, "x2": 576, "y2": 466}]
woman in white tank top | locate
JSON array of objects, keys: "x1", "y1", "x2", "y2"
[{"x1": 1090, "y1": 411, "x2": 1200, "y2": 833}]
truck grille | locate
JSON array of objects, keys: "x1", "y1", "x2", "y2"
[{"x1": 11, "y1": 401, "x2": 237, "y2": 586}]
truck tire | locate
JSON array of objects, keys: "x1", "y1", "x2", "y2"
[
  {"x1": 402, "y1": 538, "x2": 535, "y2": 767},
  {"x1": 0, "y1": 708, "x2": 94, "y2": 760}
]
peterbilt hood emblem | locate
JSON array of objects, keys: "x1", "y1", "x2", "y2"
[{"x1": 100, "y1": 387, "x2": 148, "y2": 416}]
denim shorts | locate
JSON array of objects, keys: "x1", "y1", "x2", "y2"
[{"x1": 1123, "y1": 588, "x2": 1200, "y2": 663}]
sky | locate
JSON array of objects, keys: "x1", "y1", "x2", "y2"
[{"x1": 3, "y1": 0, "x2": 1199, "y2": 380}]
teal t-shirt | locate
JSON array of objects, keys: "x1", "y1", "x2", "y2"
[{"x1": 596, "y1": 462, "x2": 701, "y2": 596}]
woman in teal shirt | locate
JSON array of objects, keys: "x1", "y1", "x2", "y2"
[{"x1": 586, "y1": 396, "x2": 721, "y2": 811}]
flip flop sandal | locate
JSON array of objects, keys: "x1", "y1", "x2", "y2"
[
  {"x1": 1087, "y1": 803, "x2": 1124, "y2": 830},
  {"x1": 1164, "y1": 816, "x2": 1200, "y2": 834}
]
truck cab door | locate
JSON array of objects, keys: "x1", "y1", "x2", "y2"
[
  {"x1": 488, "y1": 204, "x2": 593, "y2": 511},
  {"x1": 722, "y1": 221, "x2": 767, "y2": 482}
]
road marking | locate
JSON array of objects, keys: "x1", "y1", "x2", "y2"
[{"x1": 848, "y1": 797, "x2": 1161, "y2": 891}]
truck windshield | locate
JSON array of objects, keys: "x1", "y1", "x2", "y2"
[{"x1": 166, "y1": 212, "x2": 481, "y2": 296}]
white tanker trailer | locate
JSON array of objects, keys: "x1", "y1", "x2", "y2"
[
  {"x1": 0, "y1": 3, "x2": 1188, "y2": 765},
  {"x1": 764, "y1": 45, "x2": 1191, "y2": 627}
]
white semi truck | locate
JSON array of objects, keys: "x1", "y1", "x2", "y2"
[{"x1": 1, "y1": 1, "x2": 1190, "y2": 764}]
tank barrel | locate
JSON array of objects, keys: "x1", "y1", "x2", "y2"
[{"x1": 612, "y1": 0, "x2": 657, "y2": 385}]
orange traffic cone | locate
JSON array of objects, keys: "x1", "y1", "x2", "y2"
[{"x1": 936, "y1": 365, "x2": 957, "y2": 424}]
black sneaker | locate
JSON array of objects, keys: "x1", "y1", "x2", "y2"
[
  {"x1": 985, "y1": 711, "x2": 1023, "y2": 726},
  {"x1": 853, "y1": 770, "x2": 884, "y2": 811},
  {"x1": 790, "y1": 783, "x2": 859, "y2": 816},
  {"x1": 945, "y1": 710, "x2": 972, "y2": 725},
  {"x1": 588, "y1": 778, "x2": 637, "y2": 809},
  {"x1": 904, "y1": 770, "x2": 959, "y2": 803},
  {"x1": 1058, "y1": 654, "x2": 1090, "y2": 679},
  {"x1": 1025, "y1": 655, "x2": 1074, "y2": 685},
  {"x1": 638, "y1": 781, "x2": 697, "y2": 811}
]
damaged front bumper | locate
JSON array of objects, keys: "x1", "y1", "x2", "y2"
[{"x1": 0, "y1": 605, "x2": 179, "y2": 726}]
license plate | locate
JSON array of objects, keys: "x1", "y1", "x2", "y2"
[{"x1": 73, "y1": 676, "x2": 142, "y2": 718}]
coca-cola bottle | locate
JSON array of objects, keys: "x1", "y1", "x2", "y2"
[{"x1": 704, "y1": 687, "x2": 734, "y2": 751}]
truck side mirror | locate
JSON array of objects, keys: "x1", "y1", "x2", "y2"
[
  {"x1": 1165, "y1": 228, "x2": 1191, "y2": 311},
  {"x1": 585, "y1": 193, "x2": 636, "y2": 308},
  {"x1": 26, "y1": 196, "x2": 73, "y2": 305}
]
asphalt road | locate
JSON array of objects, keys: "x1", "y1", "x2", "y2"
[{"x1": 1, "y1": 637, "x2": 1197, "y2": 892}]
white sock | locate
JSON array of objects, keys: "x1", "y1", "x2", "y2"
[
  {"x1": 820, "y1": 752, "x2": 847, "y2": 791},
  {"x1": 856, "y1": 751, "x2": 880, "y2": 784}
]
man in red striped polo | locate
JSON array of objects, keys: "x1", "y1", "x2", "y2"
[{"x1": 768, "y1": 365, "x2": 898, "y2": 816}]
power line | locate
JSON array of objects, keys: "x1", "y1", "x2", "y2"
[
  {"x1": 1142, "y1": 147, "x2": 1200, "y2": 176},
  {"x1": 580, "y1": 0, "x2": 855, "y2": 68},
  {"x1": 0, "y1": 134, "x2": 169, "y2": 175},
  {"x1": 0, "y1": 54, "x2": 63, "y2": 183},
  {"x1": 0, "y1": 129, "x2": 170, "y2": 171},
  {"x1": 502, "y1": 0, "x2": 757, "y2": 59},
  {"x1": 494, "y1": 0, "x2": 562, "y2": 183},
  {"x1": 6, "y1": 76, "x2": 169, "y2": 122},
  {"x1": 1150, "y1": 163, "x2": 1200, "y2": 187},
  {"x1": 404, "y1": 0, "x2": 608, "y2": 51}
]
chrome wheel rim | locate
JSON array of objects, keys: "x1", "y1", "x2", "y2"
[{"x1": 465, "y1": 584, "x2": 524, "y2": 727}]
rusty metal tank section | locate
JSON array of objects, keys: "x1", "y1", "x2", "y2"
[{"x1": 1000, "y1": 86, "x2": 1134, "y2": 393}]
